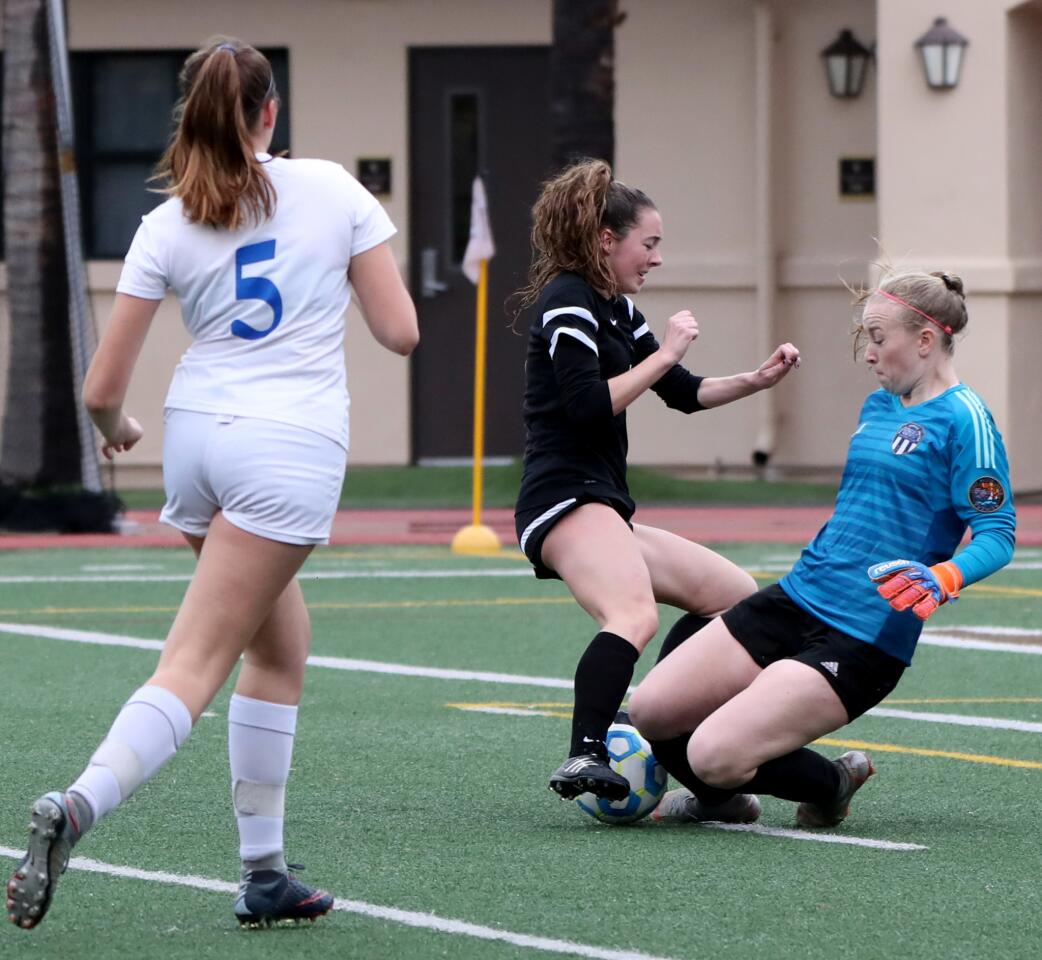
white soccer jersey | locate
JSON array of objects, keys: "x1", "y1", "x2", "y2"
[{"x1": 116, "y1": 154, "x2": 396, "y2": 449}]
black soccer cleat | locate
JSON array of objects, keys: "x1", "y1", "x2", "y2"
[
  {"x1": 234, "y1": 864, "x2": 334, "y2": 928},
  {"x1": 7, "y1": 792, "x2": 83, "y2": 930},
  {"x1": 549, "y1": 750, "x2": 630, "y2": 802}
]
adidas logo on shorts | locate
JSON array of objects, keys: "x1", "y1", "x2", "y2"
[{"x1": 820, "y1": 661, "x2": 840, "y2": 677}]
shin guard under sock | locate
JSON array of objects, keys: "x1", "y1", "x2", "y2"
[
  {"x1": 69, "y1": 684, "x2": 193, "y2": 827},
  {"x1": 229, "y1": 693, "x2": 298, "y2": 870}
]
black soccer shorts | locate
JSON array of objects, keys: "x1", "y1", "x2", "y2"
[{"x1": 721, "y1": 583, "x2": 906, "y2": 721}]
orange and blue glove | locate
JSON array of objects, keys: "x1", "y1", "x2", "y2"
[{"x1": 867, "y1": 559, "x2": 963, "y2": 621}]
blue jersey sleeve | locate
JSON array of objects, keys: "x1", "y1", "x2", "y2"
[{"x1": 947, "y1": 391, "x2": 1016, "y2": 586}]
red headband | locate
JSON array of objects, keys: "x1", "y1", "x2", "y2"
[{"x1": 876, "y1": 290, "x2": 953, "y2": 336}]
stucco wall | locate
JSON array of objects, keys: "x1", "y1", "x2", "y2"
[
  {"x1": 876, "y1": 0, "x2": 1041, "y2": 488},
  {"x1": 0, "y1": 0, "x2": 1035, "y2": 488},
  {"x1": 621, "y1": 0, "x2": 879, "y2": 468},
  {"x1": 65, "y1": 0, "x2": 552, "y2": 477}
]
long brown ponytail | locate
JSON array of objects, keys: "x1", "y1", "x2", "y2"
[
  {"x1": 513, "y1": 158, "x2": 655, "y2": 316},
  {"x1": 153, "y1": 36, "x2": 277, "y2": 230}
]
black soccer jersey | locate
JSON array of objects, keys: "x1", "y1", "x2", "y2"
[{"x1": 515, "y1": 272, "x2": 705, "y2": 515}]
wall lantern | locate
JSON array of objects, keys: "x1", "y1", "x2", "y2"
[
  {"x1": 915, "y1": 17, "x2": 969, "y2": 90},
  {"x1": 821, "y1": 29, "x2": 872, "y2": 98}
]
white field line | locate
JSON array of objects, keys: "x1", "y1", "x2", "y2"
[
  {"x1": 0, "y1": 623, "x2": 164, "y2": 651},
  {"x1": 0, "y1": 847, "x2": 677, "y2": 960},
  {"x1": 456, "y1": 702, "x2": 1042, "y2": 737},
  {"x1": 866, "y1": 707, "x2": 1042, "y2": 734},
  {"x1": 6, "y1": 555, "x2": 1042, "y2": 581},
  {"x1": 925, "y1": 626, "x2": 1042, "y2": 637},
  {"x1": 0, "y1": 568, "x2": 532, "y2": 584},
  {"x1": 0, "y1": 623, "x2": 572, "y2": 689},
  {"x1": 697, "y1": 823, "x2": 926, "y2": 851},
  {"x1": 3, "y1": 622, "x2": 1042, "y2": 734},
  {"x1": 79, "y1": 563, "x2": 166, "y2": 572},
  {"x1": 307, "y1": 655, "x2": 573, "y2": 689},
  {"x1": 919, "y1": 634, "x2": 1042, "y2": 656}
]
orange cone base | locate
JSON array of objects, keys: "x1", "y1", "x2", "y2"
[{"x1": 451, "y1": 524, "x2": 502, "y2": 555}]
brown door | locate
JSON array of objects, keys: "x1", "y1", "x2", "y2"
[{"x1": 409, "y1": 46, "x2": 551, "y2": 461}]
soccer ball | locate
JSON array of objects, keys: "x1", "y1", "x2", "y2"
[{"x1": 575, "y1": 712, "x2": 667, "y2": 825}]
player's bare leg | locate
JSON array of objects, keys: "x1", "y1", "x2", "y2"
[{"x1": 542, "y1": 504, "x2": 659, "y2": 799}]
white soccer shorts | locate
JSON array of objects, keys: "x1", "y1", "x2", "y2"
[{"x1": 159, "y1": 410, "x2": 347, "y2": 545}]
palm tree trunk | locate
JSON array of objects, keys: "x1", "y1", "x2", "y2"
[
  {"x1": 0, "y1": 0, "x2": 79, "y2": 487},
  {"x1": 549, "y1": 0, "x2": 623, "y2": 170}
]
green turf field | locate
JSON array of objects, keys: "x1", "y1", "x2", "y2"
[{"x1": 2, "y1": 542, "x2": 1041, "y2": 958}]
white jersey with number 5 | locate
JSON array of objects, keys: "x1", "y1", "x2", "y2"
[{"x1": 116, "y1": 153, "x2": 395, "y2": 450}]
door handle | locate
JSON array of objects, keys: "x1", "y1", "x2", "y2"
[{"x1": 421, "y1": 248, "x2": 450, "y2": 298}]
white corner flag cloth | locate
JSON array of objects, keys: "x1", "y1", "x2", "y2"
[{"x1": 462, "y1": 176, "x2": 495, "y2": 284}]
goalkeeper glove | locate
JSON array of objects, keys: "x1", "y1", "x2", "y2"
[{"x1": 867, "y1": 559, "x2": 963, "y2": 621}]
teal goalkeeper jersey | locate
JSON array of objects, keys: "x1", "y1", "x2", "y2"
[{"x1": 780, "y1": 384, "x2": 1016, "y2": 664}]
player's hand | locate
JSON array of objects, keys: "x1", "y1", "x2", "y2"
[
  {"x1": 660, "y1": 310, "x2": 699, "y2": 365},
  {"x1": 867, "y1": 559, "x2": 963, "y2": 621},
  {"x1": 100, "y1": 414, "x2": 144, "y2": 460},
  {"x1": 752, "y1": 343, "x2": 801, "y2": 389}
]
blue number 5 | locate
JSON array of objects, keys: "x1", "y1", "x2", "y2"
[{"x1": 231, "y1": 240, "x2": 283, "y2": 341}]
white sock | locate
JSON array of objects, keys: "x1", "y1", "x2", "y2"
[
  {"x1": 69, "y1": 684, "x2": 193, "y2": 825},
  {"x1": 228, "y1": 693, "x2": 298, "y2": 868}
]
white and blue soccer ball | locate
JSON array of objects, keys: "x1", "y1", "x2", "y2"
[{"x1": 576, "y1": 713, "x2": 667, "y2": 825}]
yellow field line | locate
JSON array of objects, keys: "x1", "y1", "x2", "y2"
[
  {"x1": 747, "y1": 571, "x2": 1042, "y2": 600},
  {"x1": 966, "y1": 583, "x2": 1042, "y2": 599},
  {"x1": 0, "y1": 596, "x2": 576, "y2": 617},
  {"x1": 448, "y1": 703, "x2": 572, "y2": 719},
  {"x1": 815, "y1": 737, "x2": 1042, "y2": 770},
  {"x1": 449, "y1": 701, "x2": 572, "y2": 710},
  {"x1": 446, "y1": 703, "x2": 1042, "y2": 771}
]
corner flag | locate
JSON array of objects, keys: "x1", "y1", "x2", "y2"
[
  {"x1": 461, "y1": 176, "x2": 495, "y2": 284},
  {"x1": 452, "y1": 176, "x2": 500, "y2": 555}
]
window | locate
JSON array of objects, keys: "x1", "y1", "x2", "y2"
[
  {"x1": 448, "y1": 91, "x2": 480, "y2": 264},
  {"x1": 71, "y1": 48, "x2": 290, "y2": 259}
]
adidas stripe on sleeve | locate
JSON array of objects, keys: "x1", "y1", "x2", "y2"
[{"x1": 946, "y1": 387, "x2": 1015, "y2": 586}]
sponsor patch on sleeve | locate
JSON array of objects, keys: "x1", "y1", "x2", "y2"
[{"x1": 968, "y1": 476, "x2": 1006, "y2": 513}]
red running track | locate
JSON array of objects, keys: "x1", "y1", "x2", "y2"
[{"x1": 2, "y1": 505, "x2": 1040, "y2": 549}]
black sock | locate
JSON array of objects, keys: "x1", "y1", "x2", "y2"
[
  {"x1": 743, "y1": 748, "x2": 841, "y2": 804},
  {"x1": 569, "y1": 632, "x2": 640, "y2": 756},
  {"x1": 646, "y1": 733, "x2": 738, "y2": 807},
  {"x1": 655, "y1": 613, "x2": 712, "y2": 664}
]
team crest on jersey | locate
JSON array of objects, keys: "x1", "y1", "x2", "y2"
[
  {"x1": 968, "y1": 477, "x2": 1006, "y2": 513},
  {"x1": 891, "y1": 422, "x2": 925, "y2": 455}
]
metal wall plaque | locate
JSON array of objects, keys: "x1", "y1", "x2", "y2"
[
  {"x1": 839, "y1": 157, "x2": 875, "y2": 198},
  {"x1": 357, "y1": 157, "x2": 392, "y2": 195}
]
